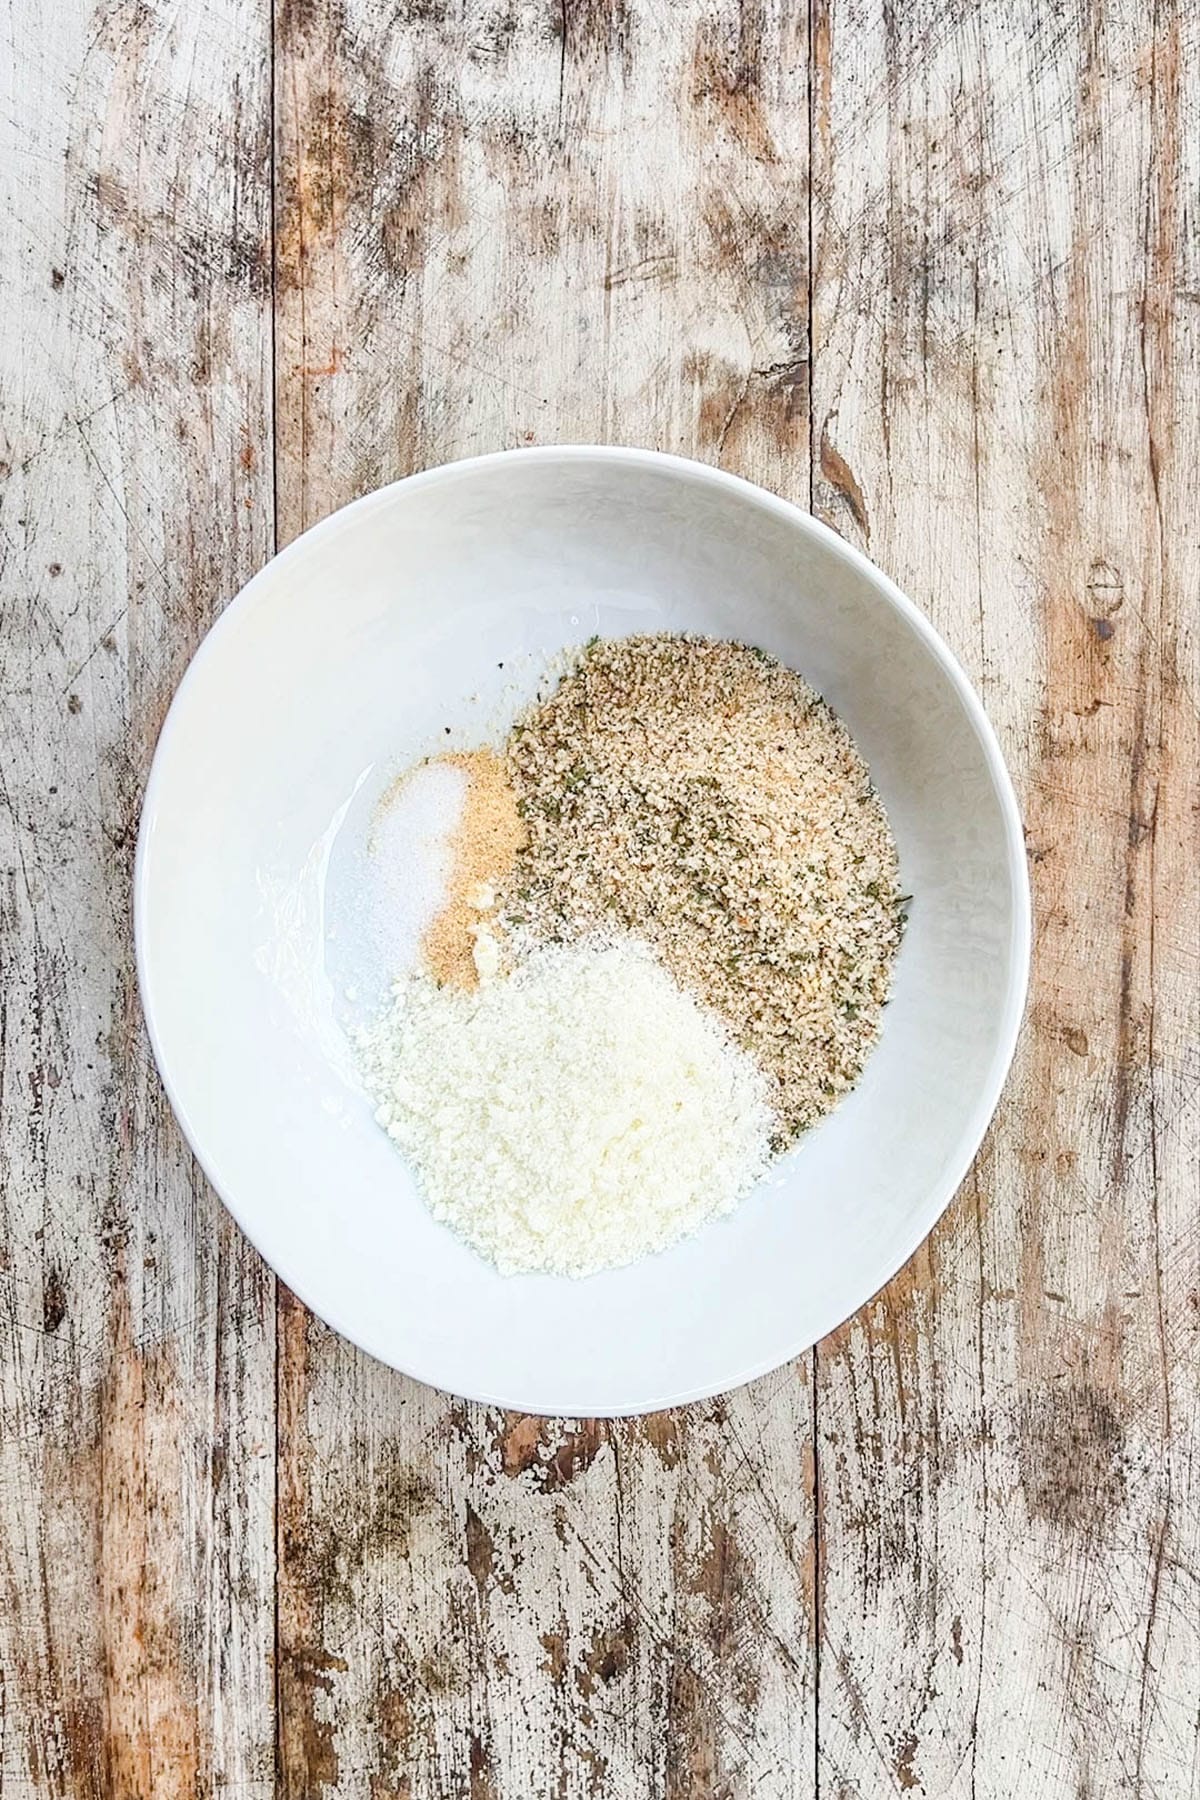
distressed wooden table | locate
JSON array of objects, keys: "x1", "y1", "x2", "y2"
[{"x1": 3, "y1": 2, "x2": 1198, "y2": 1794}]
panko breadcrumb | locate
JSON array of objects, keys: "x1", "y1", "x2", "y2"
[{"x1": 501, "y1": 633, "x2": 906, "y2": 1145}]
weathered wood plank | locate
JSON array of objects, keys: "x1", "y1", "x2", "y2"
[
  {"x1": 273, "y1": 0, "x2": 812, "y2": 540},
  {"x1": 811, "y1": 2, "x2": 1200, "y2": 1793},
  {"x1": 5, "y1": 0, "x2": 1197, "y2": 1793},
  {"x1": 278, "y1": 1306, "x2": 814, "y2": 1799},
  {"x1": 0, "y1": 2, "x2": 276, "y2": 1793},
  {"x1": 273, "y1": 1, "x2": 817, "y2": 1794}
]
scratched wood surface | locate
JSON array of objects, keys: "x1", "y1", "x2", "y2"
[{"x1": 1, "y1": 1, "x2": 1196, "y2": 1796}]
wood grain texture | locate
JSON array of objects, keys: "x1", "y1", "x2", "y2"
[
  {"x1": 0, "y1": 1, "x2": 276, "y2": 1794},
  {"x1": 2, "y1": 0, "x2": 1197, "y2": 1794},
  {"x1": 273, "y1": 0, "x2": 811, "y2": 536},
  {"x1": 811, "y1": 2, "x2": 1200, "y2": 1794},
  {"x1": 273, "y1": 3, "x2": 816, "y2": 1794}
]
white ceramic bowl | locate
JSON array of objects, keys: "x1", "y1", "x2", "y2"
[{"x1": 136, "y1": 447, "x2": 1029, "y2": 1416}]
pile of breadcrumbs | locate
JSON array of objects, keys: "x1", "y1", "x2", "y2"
[
  {"x1": 501, "y1": 634, "x2": 906, "y2": 1145},
  {"x1": 359, "y1": 632, "x2": 907, "y2": 1278}
]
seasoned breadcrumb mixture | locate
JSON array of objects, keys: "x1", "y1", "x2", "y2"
[
  {"x1": 501, "y1": 634, "x2": 905, "y2": 1145},
  {"x1": 360, "y1": 632, "x2": 907, "y2": 1277}
]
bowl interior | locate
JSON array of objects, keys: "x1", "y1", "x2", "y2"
[{"x1": 136, "y1": 449, "x2": 1027, "y2": 1415}]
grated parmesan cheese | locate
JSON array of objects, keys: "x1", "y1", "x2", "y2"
[{"x1": 358, "y1": 937, "x2": 774, "y2": 1277}]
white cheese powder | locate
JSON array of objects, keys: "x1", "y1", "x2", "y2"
[{"x1": 358, "y1": 937, "x2": 775, "y2": 1277}]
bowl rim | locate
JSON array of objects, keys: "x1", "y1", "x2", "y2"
[{"x1": 134, "y1": 444, "x2": 1032, "y2": 1415}]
